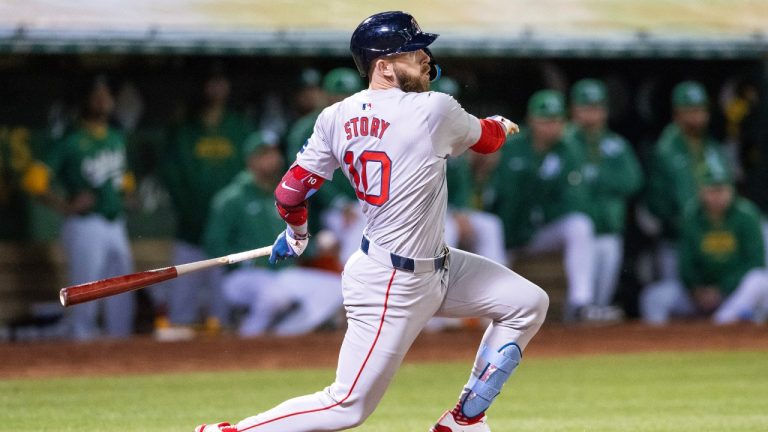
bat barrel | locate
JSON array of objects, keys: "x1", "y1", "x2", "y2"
[{"x1": 59, "y1": 267, "x2": 178, "y2": 307}]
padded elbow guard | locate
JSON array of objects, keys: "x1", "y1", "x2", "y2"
[
  {"x1": 275, "y1": 200, "x2": 308, "y2": 226},
  {"x1": 274, "y1": 164, "x2": 325, "y2": 225}
]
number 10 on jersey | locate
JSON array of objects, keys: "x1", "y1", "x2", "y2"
[{"x1": 343, "y1": 150, "x2": 391, "y2": 206}]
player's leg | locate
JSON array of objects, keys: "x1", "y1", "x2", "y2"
[
  {"x1": 322, "y1": 204, "x2": 366, "y2": 262},
  {"x1": 201, "y1": 266, "x2": 227, "y2": 331},
  {"x1": 525, "y1": 213, "x2": 595, "y2": 310},
  {"x1": 220, "y1": 268, "x2": 281, "y2": 337},
  {"x1": 231, "y1": 251, "x2": 444, "y2": 431},
  {"x1": 167, "y1": 241, "x2": 207, "y2": 326},
  {"x1": 271, "y1": 268, "x2": 343, "y2": 336},
  {"x1": 762, "y1": 219, "x2": 768, "y2": 267},
  {"x1": 593, "y1": 234, "x2": 623, "y2": 306},
  {"x1": 466, "y1": 210, "x2": 507, "y2": 265},
  {"x1": 432, "y1": 248, "x2": 548, "y2": 429},
  {"x1": 656, "y1": 240, "x2": 679, "y2": 280},
  {"x1": 713, "y1": 269, "x2": 768, "y2": 324},
  {"x1": 60, "y1": 215, "x2": 110, "y2": 340},
  {"x1": 639, "y1": 278, "x2": 694, "y2": 324},
  {"x1": 101, "y1": 218, "x2": 136, "y2": 338}
]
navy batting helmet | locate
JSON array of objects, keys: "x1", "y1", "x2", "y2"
[{"x1": 350, "y1": 11, "x2": 441, "y2": 81}]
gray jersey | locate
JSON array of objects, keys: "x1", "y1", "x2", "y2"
[{"x1": 297, "y1": 88, "x2": 481, "y2": 258}]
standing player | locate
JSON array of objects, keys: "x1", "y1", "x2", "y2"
[
  {"x1": 196, "y1": 11, "x2": 549, "y2": 432},
  {"x1": 567, "y1": 79, "x2": 643, "y2": 309},
  {"x1": 159, "y1": 68, "x2": 256, "y2": 336},
  {"x1": 644, "y1": 81, "x2": 729, "y2": 280},
  {"x1": 23, "y1": 77, "x2": 136, "y2": 340}
]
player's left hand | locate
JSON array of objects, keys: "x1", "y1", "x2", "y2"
[
  {"x1": 269, "y1": 226, "x2": 309, "y2": 264},
  {"x1": 488, "y1": 115, "x2": 520, "y2": 136}
]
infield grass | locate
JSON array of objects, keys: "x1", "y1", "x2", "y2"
[{"x1": 2, "y1": 350, "x2": 767, "y2": 431}]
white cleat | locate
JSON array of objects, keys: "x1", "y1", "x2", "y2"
[
  {"x1": 194, "y1": 422, "x2": 237, "y2": 432},
  {"x1": 429, "y1": 410, "x2": 491, "y2": 432}
]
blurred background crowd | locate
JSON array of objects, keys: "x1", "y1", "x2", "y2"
[{"x1": 1, "y1": 1, "x2": 767, "y2": 342}]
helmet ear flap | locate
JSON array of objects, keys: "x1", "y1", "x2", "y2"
[{"x1": 423, "y1": 48, "x2": 441, "y2": 82}]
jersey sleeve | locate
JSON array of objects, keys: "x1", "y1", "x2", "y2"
[
  {"x1": 295, "y1": 108, "x2": 340, "y2": 180},
  {"x1": 425, "y1": 92, "x2": 482, "y2": 158}
]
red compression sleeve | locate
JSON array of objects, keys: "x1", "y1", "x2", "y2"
[
  {"x1": 274, "y1": 164, "x2": 325, "y2": 225},
  {"x1": 470, "y1": 119, "x2": 506, "y2": 154}
]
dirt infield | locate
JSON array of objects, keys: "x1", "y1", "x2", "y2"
[{"x1": 1, "y1": 322, "x2": 766, "y2": 379}]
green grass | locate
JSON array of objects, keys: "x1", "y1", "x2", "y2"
[{"x1": 1, "y1": 351, "x2": 767, "y2": 431}]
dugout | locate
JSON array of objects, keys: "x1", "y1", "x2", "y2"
[{"x1": 0, "y1": 1, "x2": 766, "y2": 331}]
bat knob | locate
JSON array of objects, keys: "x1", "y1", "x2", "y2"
[{"x1": 59, "y1": 288, "x2": 68, "y2": 307}]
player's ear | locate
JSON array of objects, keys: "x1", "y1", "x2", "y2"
[{"x1": 374, "y1": 58, "x2": 395, "y2": 79}]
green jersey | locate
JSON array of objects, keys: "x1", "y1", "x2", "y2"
[
  {"x1": 203, "y1": 171, "x2": 286, "y2": 269},
  {"x1": 679, "y1": 197, "x2": 765, "y2": 295},
  {"x1": 47, "y1": 124, "x2": 128, "y2": 220},
  {"x1": 161, "y1": 110, "x2": 253, "y2": 245},
  {"x1": 284, "y1": 109, "x2": 321, "y2": 163},
  {"x1": 567, "y1": 126, "x2": 643, "y2": 234},
  {"x1": 646, "y1": 123, "x2": 728, "y2": 239},
  {"x1": 490, "y1": 128, "x2": 588, "y2": 248},
  {"x1": 0, "y1": 125, "x2": 34, "y2": 239},
  {"x1": 446, "y1": 154, "x2": 473, "y2": 210}
]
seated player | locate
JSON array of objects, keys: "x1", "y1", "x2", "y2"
[{"x1": 640, "y1": 160, "x2": 768, "y2": 324}]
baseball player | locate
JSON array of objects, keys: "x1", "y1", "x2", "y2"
[
  {"x1": 159, "y1": 68, "x2": 256, "y2": 335},
  {"x1": 203, "y1": 133, "x2": 342, "y2": 337},
  {"x1": 566, "y1": 79, "x2": 644, "y2": 308},
  {"x1": 640, "y1": 159, "x2": 768, "y2": 324},
  {"x1": 644, "y1": 81, "x2": 730, "y2": 280},
  {"x1": 196, "y1": 11, "x2": 548, "y2": 432},
  {"x1": 23, "y1": 77, "x2": 136, "y2": 340}
]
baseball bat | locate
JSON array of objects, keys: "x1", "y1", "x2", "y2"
[{"x1": 59, "y1": 245, "x2": 273, "y2": 307}]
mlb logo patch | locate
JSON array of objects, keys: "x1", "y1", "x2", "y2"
[{"x1": 362, "y1": 103, "x2": 373, "y2": 111}]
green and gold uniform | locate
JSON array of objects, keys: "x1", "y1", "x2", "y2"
[
  {"x1": 161, "y1": 110, "x2": 255, "y2": 326},
  {"x1": 47, "y1": 123, "x2": 135, "y2": 340},
  {"x1": 162, "y1": 110, "x2": 254, "y2": 245},
  {"x1": 0, "y1": 125, "x2": 34, "y2": 239},
  {"x1": 47, "y1": 124, "x2": 129, "y2": 219},
  {"x1": 645, "y1": 123, "x2": 728, "y2": 240},
  {"x1": 680, "y1": 197, "x2": 765, "y2": 296}
]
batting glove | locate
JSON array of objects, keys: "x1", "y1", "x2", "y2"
[
  {"x1": 269, "y1": 225, "x2": 309, "y2": 264},
  {"x1": 488, "y1": 115, "x2": 520, "y2": 136}
]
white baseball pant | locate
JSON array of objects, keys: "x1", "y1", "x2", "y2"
[
  {"x1": 166, "y1": 241, "x2": 227, "y2": 326},
  {"x1": 510, "y1": 213, "x2": 596, "y2": 308},
  {"x1": 60, "y1": 214, "x2": 134, "y2": 340},
  {"x1": 222, "y1": 267, "x2": 342, "y2": 337},
  {"x1": 233, "y1": 247, "x2": 548, "y2": 431},
  {"x1": 640, "y1": 269, "x2": 768, "y2": 324},
  {"x1": 593, "y1": 234, "x2": 624, "y2": 306}
]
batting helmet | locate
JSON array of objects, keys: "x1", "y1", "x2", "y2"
[{"x1": 350, "y1": 11, "x2": 441, "y2": 81}]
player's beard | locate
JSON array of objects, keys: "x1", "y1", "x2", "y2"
[{"x1": 394, "y1": 64, "x2": 430, "y2": 93}]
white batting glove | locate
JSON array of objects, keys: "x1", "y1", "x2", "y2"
[{"x1": 488, "y1": 115, "x2": 520, "y2": 136}]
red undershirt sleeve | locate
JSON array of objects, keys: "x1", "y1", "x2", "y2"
[{"x1": 470, "y1": 119, "x2": 506, "y2": 154}]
